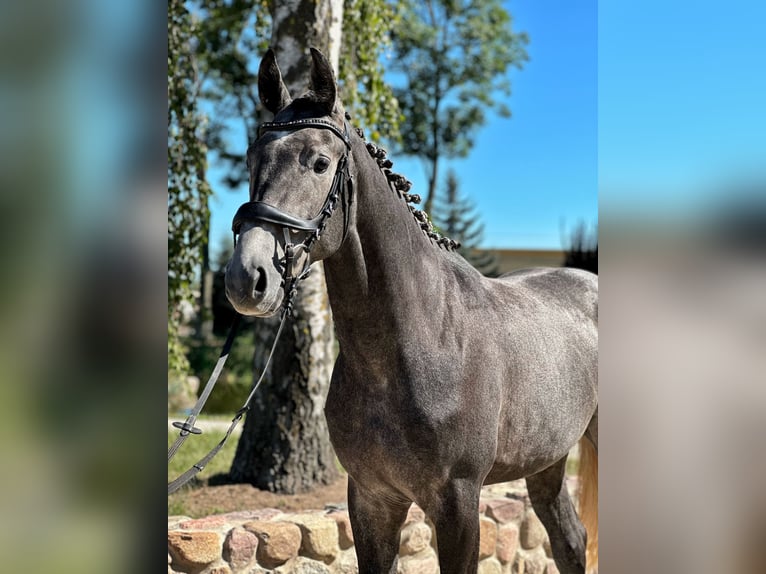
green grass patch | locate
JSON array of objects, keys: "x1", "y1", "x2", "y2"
[{"x1": 167, "y1": 424, "x2": 239, "y2": 483}]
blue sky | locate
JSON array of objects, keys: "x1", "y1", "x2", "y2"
[{"x1": 206, "y1": 0, "x2": 598, "y2": 257}]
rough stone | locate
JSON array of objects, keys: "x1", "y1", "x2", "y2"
[
  {"x1": 496, "y1": 523, "x2": 519, "y2": 564},
  {"x1": 335, "y1": 548, "x2": 359, "y2": 574},
  {"x1": 222, "y1": 527, "x2": 258, "y2": 571},
  {"x1": 405, "y1": 504, "x2": 426, "y2": 524},
  {"x1": 180, "y1": 515, "x2": 232, "y2": 530},
  {"x1": 164, "y1": 478, "x2": 566, "y2": 573},
  {"x1": 286, "y1": 514, "x2": 340, "y2": 563},
  {"x1": 168, "y1": 516, "x2": 193, "y2": 529},
  {"x1": 517, "y1": 549, "x2": 547, "y2": 574},
  {"x1": 484, "y1": 499, "x2": 525, "y2": 524},
  {"x1": 220, "y1": 509, "x2": 283, "y2": 523},
  {"x1": 477, "y1": 557, "x2": 502, "y2": 574},
  {"x1": 479, "y1": 517, "x2": 498, "y2": 560},
  {"x1": 275, "y1": 556, "x2": 331, "y2": 573},
  {"x1": 399, "y1": 521, "x2": 432, "y2": 556},
  {"x1": 520, "y1": 511, "x2": 546, "y2": 549},
  {"x1": 168, "y1": 531, "x2": 222, "y2": 572},
  {"x1": 327, "y1": 510, "x2": 354, "y2": 549},
  {"x1": 397, "y1": 551, "x2": 439, "y2": 574},
  {"x1": 244, "y1": 520, "x2": 302, "y2": 568}
]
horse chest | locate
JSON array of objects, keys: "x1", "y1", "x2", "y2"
[
  {"x1": 325, "y1": 373, "x2": 426, "y2": 455},
  {"x1": 325, "y1": 391, "x2": 424, "y2": 489},
  {"x1": 325, "y1": 361, "x2": 499, "y2": 493}
]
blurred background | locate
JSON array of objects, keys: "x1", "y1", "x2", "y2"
[{"x1": 0, "y1": 0, "x2": 763, "y2": 572}]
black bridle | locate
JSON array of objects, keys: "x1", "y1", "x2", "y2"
[
  {"x1": 232, "y1": 117, "x2": 353, "y2": 315},
  {"x1": 168, "y1": 117, "x2": 353, "y2": 495}
]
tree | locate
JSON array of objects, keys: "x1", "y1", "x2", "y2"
[
  {"x1": 168, "y1": 0, "x2": 212, "y2": 375},
  {"x1": 390, "y1": 0, "x2": 528, "y2": 214},
  {"x1": 433, "y1": 169, "x2": 499, "y2": 276},
  {"x1": 226, "y1": 0, "x2": 343, "y2": 492},
  {"x1": 563, "y1": 222, "x2": 598, "y2": 274}
]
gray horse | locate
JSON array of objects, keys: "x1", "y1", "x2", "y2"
[{"x1": 225, "y1": 48, "x2": 598, "y2": 574}]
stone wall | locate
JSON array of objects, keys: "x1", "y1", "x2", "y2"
[{"x1": 168, "y1": 479, "x2": 570, "y2": 574}]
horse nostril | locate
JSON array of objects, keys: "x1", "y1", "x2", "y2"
[{"x1": 254, "y1": 267, "x2": 267, "y2": 295}]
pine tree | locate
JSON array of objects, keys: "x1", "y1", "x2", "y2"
[
  {"x1": 433, "y1": 170, "x2": 500, "y2": 277},
  {"x1": 563, "y1": 221, "x2": 598, "y2": 274}
]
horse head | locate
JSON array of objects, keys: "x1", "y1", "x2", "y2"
[{"x1": 225, "y1": 48, "x2": 353, "y2": 317}]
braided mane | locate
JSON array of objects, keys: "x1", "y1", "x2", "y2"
[{"x1": 348, "y1": 115, "x2": 461, "y2": 251}]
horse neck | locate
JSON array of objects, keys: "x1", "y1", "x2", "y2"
[{"x1": 324, "y1": 135, "x2": 451, "y2": 354}]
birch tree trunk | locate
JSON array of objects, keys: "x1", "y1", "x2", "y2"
[{"x1": 229, "y1": 0, "x2": 343, "y2": 493}]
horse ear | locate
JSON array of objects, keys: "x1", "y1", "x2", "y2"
[
  {"x1": 308, "y1": 47, "x2": 337, "y2": 115},
  {"x1": 258, "y1": 48, "x2": 292, "y2": 114}
]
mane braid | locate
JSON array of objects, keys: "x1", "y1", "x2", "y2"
[{"x1": 347, "y1": 114, "x2": 461, "y2": 251}]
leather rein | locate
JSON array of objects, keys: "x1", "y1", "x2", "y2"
[{"x1": 168, "y1": 117, "x2": 353, "y2": 495}]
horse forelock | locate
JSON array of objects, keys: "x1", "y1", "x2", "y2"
[{"x1": 274, "y1": 95, "x2": 345, "y2": 121}]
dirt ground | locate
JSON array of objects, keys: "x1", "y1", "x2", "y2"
[{"x1": 170, "y1": 474, "x2": 349, "y2": 518}]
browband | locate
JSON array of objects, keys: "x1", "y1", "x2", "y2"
[{"x1": 258, "y1": 118, "x2": 351, "y2": 150}]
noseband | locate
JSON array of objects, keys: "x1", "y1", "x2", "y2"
[{"x1": 231, "y1": 117, "x2": 353, "y2": 316}]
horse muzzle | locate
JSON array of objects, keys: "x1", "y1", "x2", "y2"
[{"x1": 224, "y1": 258, "x2": 283, "y2": 317}]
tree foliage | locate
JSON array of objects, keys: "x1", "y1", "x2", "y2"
[
  {"x1": 168, "y1": 0, "x2": 213, "y2": 374},
  {"x1": 433, "y1": 169, "x2": 499, "y2": 276},
  {"x1": 193, "y1": 0, "x2": 271, "y2": 190},
  {"x1": 563, "y1": 222, "x2": 598, "y2": 274},
  {"x1": 391, "y1": 0, "x2": 529, "y2": 213},
  {"x1": 339, "y1": 0, "x2": 402, "y2": 141}
]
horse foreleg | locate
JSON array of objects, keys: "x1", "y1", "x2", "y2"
[
  {"x1": 425, "y1": 478, "x2": 482, "y2": 574},
  {"x1": 347, "y1": 477, "x2": 410, "y2": 574},
  {"x1": 526, "y1": 456, "x2": 587, "y2": 574}
]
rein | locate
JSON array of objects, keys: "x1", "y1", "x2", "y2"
[{"x1": 168, "y1": 117, "x2": 353, "y2": 495}]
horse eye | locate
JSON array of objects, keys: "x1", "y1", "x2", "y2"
[{"x1": 314, "y1": 157, "x2": 330, "y2": 174}]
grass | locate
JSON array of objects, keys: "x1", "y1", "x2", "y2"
[
  {"x1": 167, "y1": 415, "x2": 241, "y2": 516},
  {"x1": 167, "y1": 416, "x2": 240, "y2": 482},
  {"x1": 167, "y1": 431, "x2": 238, "y2": 483}
]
